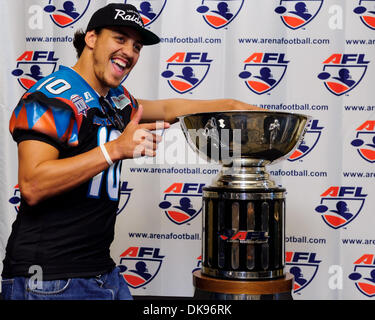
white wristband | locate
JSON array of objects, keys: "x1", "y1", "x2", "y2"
[{"x1": 100, "y1": 143, "x2": 113, "y2": 166}]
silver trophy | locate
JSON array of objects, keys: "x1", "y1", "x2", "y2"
[{"x1": 179, "y1": 111, "x2": 311, "y2": 280}]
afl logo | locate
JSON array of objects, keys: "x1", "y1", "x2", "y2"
[
  {"x1": 354, "y1": 0, "x2": 375, "y2": 30},
  {"x1": 239, "y1": 53, "x2": 289, "y2": 95},
  {"x1": 275, "y1": 0, "x2": 323, "y2": 30},
  {"x1": 315, "y1": 186, "x2": 367, "y2": 229},
  {"x1": 9, "y1": 185, "x2": 21, "y2": 213},
  {"x1": 118, "y1": 246, "x2": 165, "y2": 289},
  {"x1": 349, "y1": 254, "x2": 375, "y2": 298},
  {"x1": 196, "y1": 0, "x2": 244, "y2": 29},
  {"x1": 11, "y1": 51, "x2": 59, "y2": 90},
  {"x1": 158, "y1": 183, "x2": 204, "y2": 225},
  {"x1": 43, "y1": 0, "x2": 90, "y2": 28},
  {"x1": 192, "y1": 255, "x2": 202, "y2": 274},
  {"x1": 288, "y1": 119, "x2": 323, "y2": 162},
  {"x1": 285, "y1": 251, "x2": 321, "y2": 293},
  {"x1": 161, "y1": 52, "x2": 213, "y2": 94},
  {"x1": 318, "y1": 54, "x2": 369, "y2": 96},
  {"x1": 351, "y1": 121, "x2": 375, "y2": 163},
  {"x1": 124, "y1": 0, "x2": 167, "y2": 26},
  {"x1": 116, "y1": 182, "x2": 133, "y2": 215}
]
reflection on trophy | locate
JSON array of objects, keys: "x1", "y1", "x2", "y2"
[{"x1": 179, "y1": 111, "x2": 311, "y2": 299}]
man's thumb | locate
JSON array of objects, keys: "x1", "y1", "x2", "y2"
[{"x1": 131, "y1": 104, "x2": 143, "y2": 124}]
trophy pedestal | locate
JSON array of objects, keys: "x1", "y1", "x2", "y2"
[{"x1": 193, "y1": 270, "x2": 294, "y2": 300}]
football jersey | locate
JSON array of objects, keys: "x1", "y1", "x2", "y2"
[{"x1": 3, "y1": 66, "x2": 137, "y2": 280}]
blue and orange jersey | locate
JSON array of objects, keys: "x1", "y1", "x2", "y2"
[
  {"x1": 3, "y1": 66, "x2": 140, "y2": 281},
  {"x1": 9, "y1": 65, "x2": 137, "y2": 150}
]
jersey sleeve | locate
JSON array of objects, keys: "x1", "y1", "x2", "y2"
[
  {"x1": 121, "y1": 85, "x2": 138, "y2": 120},
  {"x1": 9, "y1": 91, "x2": 81, "y2": 150}
]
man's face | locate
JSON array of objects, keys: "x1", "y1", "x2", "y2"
[{"x1": 91, "y1": 26, "x2": 143, "y2": 90}]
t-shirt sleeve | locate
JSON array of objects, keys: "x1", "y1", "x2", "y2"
[{"x1": 9, "y1": 91, "x2": 79, "y2": 150}]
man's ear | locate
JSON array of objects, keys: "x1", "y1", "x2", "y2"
[{"x1": 85, "y1": 30, "x2": 98, "y2": 49}]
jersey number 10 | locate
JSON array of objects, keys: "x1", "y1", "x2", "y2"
[{"x1": 87, "y1": 127, "x2": 122, "y2": 201}]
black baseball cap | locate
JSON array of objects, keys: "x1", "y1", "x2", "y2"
[{"x1": 86, "y1": 3, "x2": 160, "y2": 45}]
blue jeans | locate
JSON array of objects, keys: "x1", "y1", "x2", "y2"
[{"x1": 1, "y1": 267, "x2": 133, "y2": 300}]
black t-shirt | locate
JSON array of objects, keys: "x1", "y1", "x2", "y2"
[{"x1": 2, "y1": 66, "x2": 137, "y2": 280}]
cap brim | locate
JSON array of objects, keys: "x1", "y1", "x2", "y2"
[
  {"x1": 134, "y1": 26, "x2": 160, "y2": 45},
  {"x1": 91, "y1": 22, "x2": 160, "y2": 46}
]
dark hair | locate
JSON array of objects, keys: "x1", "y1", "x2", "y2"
[{"x1": 72, "y1": 28, "x2": 102, "y2": 58}]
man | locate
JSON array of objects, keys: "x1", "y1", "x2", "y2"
[{"x1": 1, "y1": 3, "x2": 260, "y2": 300}]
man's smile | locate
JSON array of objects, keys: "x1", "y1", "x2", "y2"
[{"x1": 111, "y1": 57, "x2": 131, "y2": 76}]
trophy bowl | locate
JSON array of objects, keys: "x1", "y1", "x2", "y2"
[
  {"x1": 179, "y1": 110, "x2": 311, "y2": 189},
  {"x1": 179, "y1": 110, "x2": 311, "y2": 166}
]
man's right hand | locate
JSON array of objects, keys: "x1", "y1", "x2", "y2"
[{"x1": 106, "y1": 104, "x2": 170, "y2": 161}]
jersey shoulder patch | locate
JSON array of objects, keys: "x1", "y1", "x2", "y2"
[{"x1": 108, "y1": 85, "x2": 137, "y2": 110}]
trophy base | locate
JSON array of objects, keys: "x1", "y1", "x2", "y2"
[
  {"x1": 202, "y1": 266, "x2": 284, "y2": 280},
  {"x1": 193, "y1": 270, "x2": 294, "y2": 300}
]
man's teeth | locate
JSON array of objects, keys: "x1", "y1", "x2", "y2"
[{"x1": 112, "y1": 59, "x2": 126, "y2": 69}]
